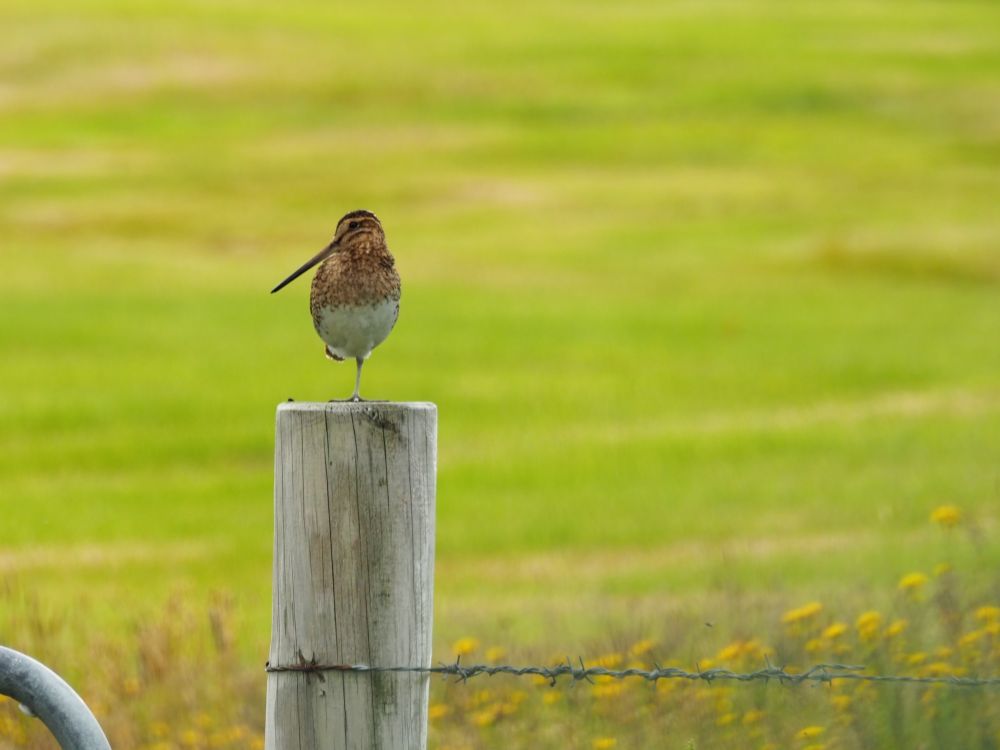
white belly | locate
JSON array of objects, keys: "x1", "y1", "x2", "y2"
[{"x1": 314, "y1": 299, "x2": 399, "y2": 360}]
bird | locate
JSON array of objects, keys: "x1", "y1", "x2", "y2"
[{"x1": 271, "y1": 209, "x2": 400, "y2": 402}]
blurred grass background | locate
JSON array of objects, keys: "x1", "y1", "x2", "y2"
[{"x1": 1, "y1": 0, "x2": 999, "y2": 703}]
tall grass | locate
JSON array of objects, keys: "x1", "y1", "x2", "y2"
[{"x1": 2, "y1": 510, "x2": 997, "y2": 749}]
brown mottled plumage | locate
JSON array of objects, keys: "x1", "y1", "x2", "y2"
[
  {"x1": 309, "y1": 220, "x2": 400, "y2": 315},
  {"x1": 271, "y1": 210, "x2": 401, "y2": 401}
]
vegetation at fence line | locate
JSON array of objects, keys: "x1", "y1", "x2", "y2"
[
  {"x1": 2, "y1": 0, "x2": 1000, "y2": 747},
  {"x1": 1, "y1": 512, "x2": 998, "y2": 749},
  {"x1": 0, "y1": 590, "x2": 262, "y2": 750}
]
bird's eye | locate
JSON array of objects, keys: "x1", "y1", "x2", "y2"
[{"x1": 348, "y1": 221, "x2": 359, "y2": 230}]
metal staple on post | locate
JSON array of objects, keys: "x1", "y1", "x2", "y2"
[{"x1": 0, "y1": 646, "x2": 112, "y2": 750}]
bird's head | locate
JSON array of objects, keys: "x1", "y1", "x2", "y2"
[
  {"x1": 271, "y1": 209, "x2": 384, "y2": 294},
  {"x1": 333, "y1": 209, "x2": 384, "y2": 247}
]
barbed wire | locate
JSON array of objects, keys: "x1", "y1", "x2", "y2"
[{"x1": 266, "y1": 656, "x2": 1000, "y2": 689}]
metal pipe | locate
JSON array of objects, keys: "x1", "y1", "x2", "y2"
[{"x1": 0, "y1": 646, "x2": 111, "y2": 750}]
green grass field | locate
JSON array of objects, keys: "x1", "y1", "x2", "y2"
[{"x1": 1, "y1": 0, "x2": 1000, "y2": 746}]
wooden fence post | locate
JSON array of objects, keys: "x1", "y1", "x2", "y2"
[{"x1": 265, "y1": 402, "x2": 437, "y2": 750}]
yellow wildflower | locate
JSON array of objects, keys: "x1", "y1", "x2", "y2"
[
  {"x1": 717, "y1": 642, "x2": 745, "y2": 662},
  {"x1": 782, "y1": 601, "x2": 823, "y2": 625},
  {"x1": 884, "y1": 619, "x2": 908, "y2": 638},
  {"x1": 831, "y1": 694, "x2": 852, "y2": 712},
  {"x1": 542, "y1": 691, "x2": 561, "y2": 705},
  {"x1": 592, "y1": 683, "x2": 624, "y2": 699},
  {"x1": 930, "y1": 505, "x2": 961, "y2": 527},
  {"x1": 485, "y1": 646, "x2": 505, "y2": 662},
  {"x1": 907, "y1": 652, "x2": 927, "y2": 666},
  {"x1": 898, "y1": 572, "x2": 929, "y2": 594},
  {"x1": 594, "y1": 653, "x2": 623, "y2": 669},
  {"x1": 472, "y1": 706, "x2": 499, "y2": 727},
  {"x1": 452, "y1": 637, "x2": 479, "y2": 657},
  {"x1": 630, "y1": 639, "x2": 657, "y2": 657},
  {"x1": 716, "y1": 712, "x2": 737, "y2": 727},
  {"x1": 798, "y1": 725, "x2": 825, "y2": 739},
  {"x1": 805, "y1": 638, "x2": 823, "y2": 654},
  {"x1": 593, "y1": 739, "x2": 617, "y2": 749},
  {"x1": 975, "y1": 606, "x2": 1000, "y2": 623},
  {"x1": 822, "y1": 623, "x2": 847, "y2": 640},
  {"x1": 428, "y1": 704, "x2": 450, "y2": 721},
  {"x1": 959, "y1": 630, "x2": 986, "y2": 648},
  {"x1": 742, "y1": 709, "x2": 765, "y2": 726},
  {"x1": 856, "y1": 611, "x2": 882, "y2": 641}
]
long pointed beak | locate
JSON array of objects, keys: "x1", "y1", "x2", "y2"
[{"x1": 270, "y1": 240, "x2": 337, "y2": 294}]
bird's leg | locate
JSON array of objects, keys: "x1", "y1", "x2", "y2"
[{"x1": 351, "y1": 357, "x2": 364, "y2": 402}]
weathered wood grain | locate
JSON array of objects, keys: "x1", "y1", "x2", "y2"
[{"x1": 265, "y1": 402, "x2": 437, "y2": 750}]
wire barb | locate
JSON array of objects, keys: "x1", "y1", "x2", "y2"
[{"x1": 264, "y1": 658, "x2": 1000, "y2": 688}]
